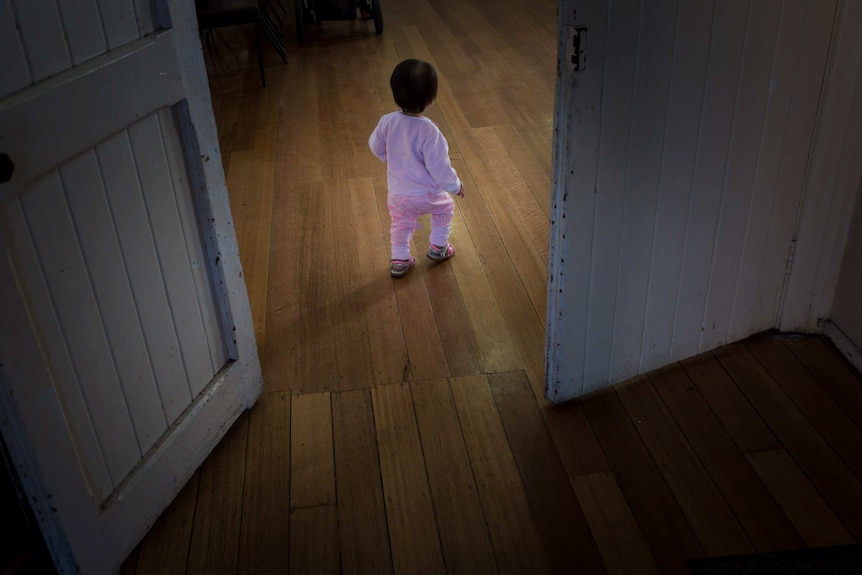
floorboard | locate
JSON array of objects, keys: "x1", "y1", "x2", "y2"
[{"x1": 120, "y1": 0, "x2": 862, "y2": 573}]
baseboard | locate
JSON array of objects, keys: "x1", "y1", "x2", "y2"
[{"x1": 819, "y1": 319, "x2": 862, "y2": 375}]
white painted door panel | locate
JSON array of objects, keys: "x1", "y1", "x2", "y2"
[
  {"x1": 0, "y1": 1, "x2": 262, "y2": 573},
  {"x1": 548, "y1": 0, "x2": 838, "y2": 401},
  {"x1": 2, "y1": 0, "x2": 161, "y2": 98}
]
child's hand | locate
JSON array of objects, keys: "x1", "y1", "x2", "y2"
[{"x1": 454, "y1": 184, "x2": 465, "y2": 197}]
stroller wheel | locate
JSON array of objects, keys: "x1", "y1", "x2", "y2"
[
  {"x1": 295, "y1": 0, "x2": 305, "y2": 42},
  {"x1": 372, "y1": 0, "x2": 383, "y2": 34}
]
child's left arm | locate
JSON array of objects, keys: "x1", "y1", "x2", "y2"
[{"x1": 424, "y1": 130, "x2": 461, "y2": 194}]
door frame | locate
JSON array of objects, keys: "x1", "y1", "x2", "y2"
[{"x1": 778, "y1": 0, "x2": 862, "y2": 334}]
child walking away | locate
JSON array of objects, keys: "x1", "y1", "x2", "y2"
[{"x1": 369, "y1": 59, "x2": 465, "y2": 277}]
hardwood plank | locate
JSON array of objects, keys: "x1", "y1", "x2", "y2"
[
  {"x1": 371, "y1": 383, "x2": 446, "y2": 574},
  {"x1": 715, "y1": 342, "x2": 862, "y2": 539},
  {"x1": 237, "y1": 392, "x2": 290, "y2": 574},
  {"x1": 411, "y1": 378, "x2": 498, "y2": 574},
  {"x1": 392, "y1": 269, "x2": 451, "y2": 381},
  {"x1": 615, "y1": 376, "x2": 753, "y2": 556},
  {"x1": 134, "y1": 471, "x2": 200, "y2": 575},
  {"x1": 543, "y1": 399, "x2": 612, "y2": 477},
  {"x1": 423, "y1": 252, "x2": 484, "y2": 377},
  {"x1": 289, "y1": 506, "x2": 339, "y2": 575},
  {"x1": 490, "y1": 370, "x2": 607, "y2": 574},
  {"x1": 318, "y1": 54, "x2": 377, "y2": 391},
  {"x1": 225, "y1": 150, "x2": 273, "y2": 351},
  {"x1": 450, "y1": 375, "x2": 552, "y2": 575},
  {"x1": 682, "y1": 352, "x2": 781, "y2": 452},
  {"x1": 746, "y1": 449, "x2": 854, "y2": 548},
  {"x1": 454, "y1": 156, "x2": 547, "y2": 399},
  {"x1": 186, "y1": 414, "x2": 249, "y2": 575},
  {"x1": 263, "y1": 58, "x2": 323, "y2": 393},
  {"x1": 580, "y1": 383, "x2": 704, "y2": 574},
  {"x1": 745, "y1": 335, "x2": 862, "y2": 481},
  {"x1": 446, "y1": 166, "x2": 524, "y2": 375},
  {"x1": 347, "y1": 177, "x2": 411, "y2": 385},
  {"x1": 224, "y1": 74, "x2": 279, "y2": 351},
  {"x1": 332, "y1": 389, "x2": 393, "y2": 575},
  {"x1": 290, "y1": 392, "x2": 335, "y2": 509},
  {"x1": 783, "y1": 335, "x2": 862, "y2": 423},
  {"x1": 495, "y1": 125, "x2": 552, "y2": 217},
  {"x1": 264, "y1": 182, "x2": 333, "y2": 392},
  {"x1": 572, "y1": 472, "x2": 661, "y2": 575},
  {"x1": 648, "y1": 364, "x2": 804, "y2": 552},
  {"x1": 472, "y1": 126, "x2": 548, "y2": 312}
]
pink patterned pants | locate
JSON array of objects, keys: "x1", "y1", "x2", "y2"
[{"x1": 387, "y1": 192, "x2": 455, "y2": 261}]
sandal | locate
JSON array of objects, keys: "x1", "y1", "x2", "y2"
[
  {"x1": 390, "y1": 257, "x2": 415, "y2": 277},
  {"x1": 427, "y1": 243, "x2": 455, "y2": 261}
]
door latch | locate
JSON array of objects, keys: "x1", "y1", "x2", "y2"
[{"x1": 567, "y1": 26, "x2": 587, "y2": 72}]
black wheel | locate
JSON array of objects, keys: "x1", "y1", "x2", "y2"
[
  {"x1": 295, "y1": 0, "x2": 305, "y2": 42},
  {"x1": 372, "y1": 0, "x2": 383, "y2": 34}
]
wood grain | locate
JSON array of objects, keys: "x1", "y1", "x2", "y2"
[
  {"x1": 289, "y1": 506, "x2": 340, "y2": 575},
  {"x1": 615, "y1": 376, "x2": 754, "y2": 557},
  {"x1": 186, "y1": 414, "x2": 249, "y2": 575},
  {"x1": 450, "y1": 375, "x2": 551, "y2": 575},
  {"x1": 290, "y1": 392, "x2": 335, "y2": 509},
  {"x1": 572, "y1": 472, "x2": 661, "y2": 575},
  {"x1": 746, "y1": 449, "x2": 854, "y2": 547},
  {"x1": 134, "y1": 472, "x2": 201, "y2": 575},
  {"x1": 491, "y1": 370, "x2": 606, "y2": 575},
  {"x1": 237, "y1": 392, "x2": 290, "y2": 574},
  {"x1": 580, "y1": 383, "x2": 703, "y2": 574},
  {"x1": 648, "y1": 364, "x2": 804, "y2": 552},
  {"x1": 332, "y1": 389, "x2": 392, "y2": 575},
  {"x1": 745, "y1": 335, "x2": 862, "y2": 481},
  {"x1": 371, "y1": 383, "x2": 445, "y2": 574},
  {"x1": 682, "y1": 352, "x2": 781, "y2": 452},
  {"x1": 411, "y1": 378, "x2": 498, "y2": 574},
  {"x1": 715, "y1": 342, "x2": 862, "y2": 539}
]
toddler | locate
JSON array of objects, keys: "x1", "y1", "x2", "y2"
[{"x1": 369, "y1": 58, "x2": 465, "y2": 277}]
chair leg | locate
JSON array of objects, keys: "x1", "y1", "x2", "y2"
[{"x1": 254, "y1": 22, "x2": 266, "y2": 87}]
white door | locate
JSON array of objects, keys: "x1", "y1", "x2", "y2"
[
  {"x1": 546, "y1": 0, "x2": 840, "y2": 401},
  {"x1": 0, "y1": 1, "x2": 262, "y2": 573}
]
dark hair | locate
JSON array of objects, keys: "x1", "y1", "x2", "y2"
[{"x1": 390, "y1": 59, "x2": 438, "y2": 114}]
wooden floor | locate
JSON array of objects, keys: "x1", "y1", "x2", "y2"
[{"x1": 122, "y1": 0, "x2": 862, "y2": 573}]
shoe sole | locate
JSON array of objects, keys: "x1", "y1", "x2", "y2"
[
  {"x1": 427, "y1": 244, "x2": 455, "y2": 261},
  {"x1": 390, "y1": 258, "x2": 415, "y2": 277}
]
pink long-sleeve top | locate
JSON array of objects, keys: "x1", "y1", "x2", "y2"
[{"x1": 369, "y1": 112, "x2": 461, "y2": 196}]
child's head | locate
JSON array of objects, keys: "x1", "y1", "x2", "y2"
[{"x1": 390, "y1": 59, "x2": 438, "y2": 114}]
